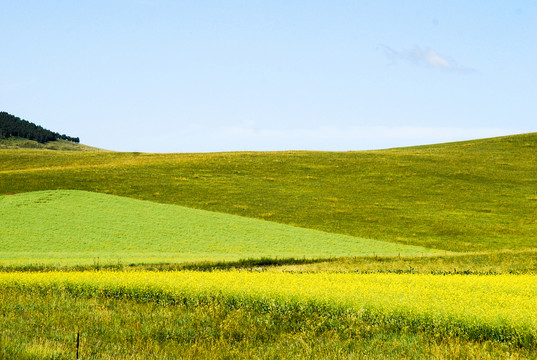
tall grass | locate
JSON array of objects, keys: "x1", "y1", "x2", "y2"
[
  {"x1": 3, "y1": 286, "x2": 531, "y2": 359},
  {"x1": 2, "y1": 271, "x2": 537, "y2": 348}
]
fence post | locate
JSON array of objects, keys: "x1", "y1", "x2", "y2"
[{"x1": 76, "y1": 332, "x2": 80, "y2": 360}]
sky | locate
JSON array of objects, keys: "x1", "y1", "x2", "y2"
[{"x1": 1, "y1": 1, "x2": 536, "y2": 152}]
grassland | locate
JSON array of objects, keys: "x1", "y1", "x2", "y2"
[
  {"x1": 2, "y1": 133, "x2": 537, "y2": 359},
  {"x1": 2, "y1": 271, "x2": 537, "y2": 359},
  {"x1": 0, "y1": 190, "x2": 440, "y2": 265},
  {"x1": 267, "y1": 249, "x2": 537, "y2": 275},
  {"x1": 4, "y1": 287, "x2": 532, "y2": 360},
  {"x1": 4, "y1": 270, "x2": 537, "y2": 346},
  {"x1": 1, "y1": 133, "x2": 536, "y2": 252}
]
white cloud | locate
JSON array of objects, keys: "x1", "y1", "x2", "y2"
[
  {"x1": 425, "y1": 49, "x2": 452, "y2": 69},
  {"x1": 382, "y1": 46, "x2": 474, "y2": 73}
]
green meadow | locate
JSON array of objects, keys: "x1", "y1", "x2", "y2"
[
  {"x1": 2, "y1": 133, "x2": 537, "y2": 359},
  {"x1": 0, "y1": 190, "x2": 439, "y2": 265},
  {"x1": 5, "y1": 286, "x2": 533, "y2": 360},
  {"x1": 1, "y1": 132, "x2": 537, "y2": 252}
]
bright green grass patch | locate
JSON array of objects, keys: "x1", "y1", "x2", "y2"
[
  {"x1": 1, "y1": 133, "x2": 536, "y2": 252},
  {"x1": 0, "y1": 190, "x2": 441, "y2": 265},
  {"x1": 2, "y1": 271, "x2": 537, "y2": 348}
]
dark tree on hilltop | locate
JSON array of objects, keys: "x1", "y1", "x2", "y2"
[{"x1": 0, "y1": 112, "x2": 80, "y2": 144}]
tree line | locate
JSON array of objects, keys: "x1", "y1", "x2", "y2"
[{"x1": 0, "y1": 111, "x2": 79, "y2": 144}]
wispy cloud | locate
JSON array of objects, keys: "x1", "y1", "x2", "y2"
[{"x1": 381, "y1": 45, "x2": 475, "y2": 73}]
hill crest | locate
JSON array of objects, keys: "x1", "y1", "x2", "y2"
[{"x1": 0, "y1": 136, "x2": 105, "y2": 151}]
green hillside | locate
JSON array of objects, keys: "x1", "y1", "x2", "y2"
[
  {"x1": 0, "y1": 190, "x2": 439, "y2": 265},
  {"x1": 1, "y1": 133, "x2": 536, "y2": 252}
]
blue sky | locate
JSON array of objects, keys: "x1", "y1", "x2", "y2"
[{"x1": 1, "y1": 1, "x2": 536, "y2": 152}]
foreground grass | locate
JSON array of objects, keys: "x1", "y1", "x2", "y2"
[
  {"x1": 0, "y1": 190, "x2": 439, "y2": 265},
  {"x1": 3, "y1": 288, "x2": 533, "y2": 360},
  {"x1": 1, "y1": 133, "x2": 536, "y2": 252},
  {"x1": 2, "y1": 271, "x2": 537, "y2": 349}
]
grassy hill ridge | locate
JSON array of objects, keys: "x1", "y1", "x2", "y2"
[
  {"x1": 0, "y1": 136, "x2": 105, "y2": 151},
  {"x1": 1, "y1": 132, "x2": 536, "y2": 252}
]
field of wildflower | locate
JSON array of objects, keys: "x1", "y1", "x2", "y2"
[{"x1": 2, "y1": 270, "x2": 536, "y2": 350}]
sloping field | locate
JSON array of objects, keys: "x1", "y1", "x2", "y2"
[
  {"x1": 1, "y1": 133, "x2": 536, "y2": 252},
  {"x1": 0, "y1": 190, "x2": 440, "y2": 265}
]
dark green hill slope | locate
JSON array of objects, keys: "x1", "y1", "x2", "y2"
[{"x1": 1, "y1": 133, "x2": 536, "y2": 252}]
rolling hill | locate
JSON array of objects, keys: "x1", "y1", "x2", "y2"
[
  {"x1": 2, "y1": 134, "x2": 537, "y2": 359},
  {"x1": 1, "y1": 133, "x2": 536, "y2": 252}
]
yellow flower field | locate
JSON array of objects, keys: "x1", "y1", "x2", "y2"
[{"x1": 1, "y1": 271, "x2": 536, "y2": 347}]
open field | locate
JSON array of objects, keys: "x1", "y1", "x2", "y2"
[
  {"x1": 4, "y1": 270, "x2": 537, "y2": 346},
  {"x1": 4, "y1": 286, "x2": 533, "y2": 360},
  {"x1": 1, "y1": 133, "x2": 537, "y2": 358},
  {"x1": 1, "y1": 133, "x2": 536, "y2": 252},
  {"x1": 1, "y1": 271, "x2": 537, "y2": 359},
  {"x1": 0, "y1": 190, "x2": 440, "y2": 265}
]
